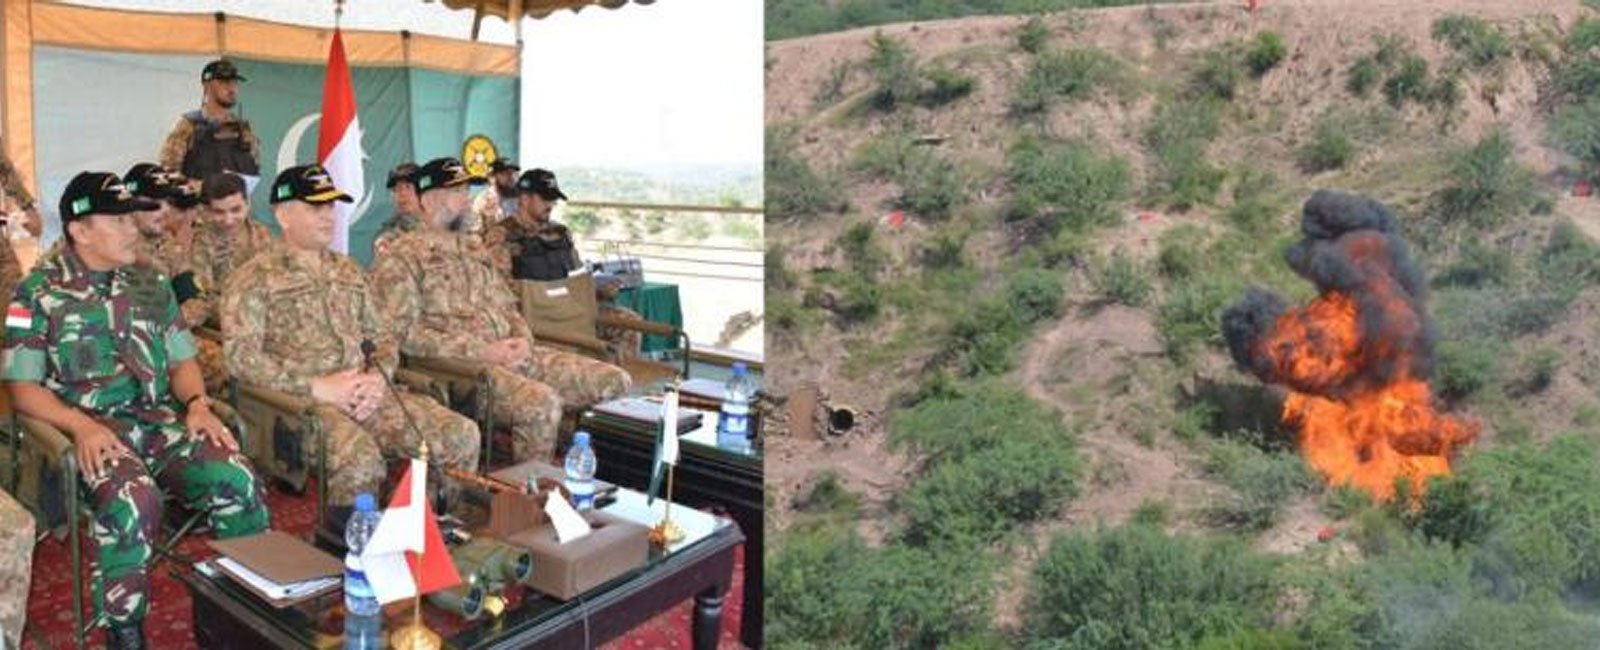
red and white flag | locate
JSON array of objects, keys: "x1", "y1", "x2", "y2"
[
  {"x1": 359, "y1": 458, "x2": 461, "y2": 604},
  {"x1": 316, "y1": 28, "x2": 366, "y2": 254}
]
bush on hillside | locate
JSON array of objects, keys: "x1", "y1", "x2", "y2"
[
  {"x1": 1012, "y1": 47, "x2": 1131, "y2": 114},
  {"x1": 868, "y1": 31, "x2": 920, "y2": 110},
  {"x1": 1246, "y1": 31, "x2": 1288, "y2": 77},
  {"x1": 1298, "y1": 119, "x2": 1356, "y2": 173},
  {"x1": 1204, "y1": 439, "x2": 1319, "y2": 531},
  {"x1": 1434, "y1": 129, "x2": 1538, "y2": 230},
  {"x1": 1092, "y1": 249, "x2": 1153, "y2": 307},
  {"x1": 1007, "y1": 136, "x2": 1131, "y2": 234},
  {"x1": 768, "y1": 128, "x2": 846, "y2": 218},
  {"x1": 1017, "y1": 16, "x2": 1050, "y2": 54},
  {"x1": 920, "y1": 65, "x2": 978, "y2": 106},
  {"x1": 1431, "y1": 14, "x2": 1511, "y2": 70}
]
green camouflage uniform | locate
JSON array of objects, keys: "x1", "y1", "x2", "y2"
[
  {"x1": 370, "y1": 229, "x2": 631, "y2": 462},
  {"x1": 2, "y1": 248, "x2": 269, "y2": 626},
  {"x1": 221, "y1": 242, "x2": 480, "y2": 507},
  {"x1": 372, "y1": 211, "x2": 423, "y2": 260},
  {"x1": 0, "y1": 487, "x2": 34, "y2": 649}
]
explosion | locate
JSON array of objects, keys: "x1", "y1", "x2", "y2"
[{"x1": 1223, "y1": 190, "x2": 1478, "y2": 501}]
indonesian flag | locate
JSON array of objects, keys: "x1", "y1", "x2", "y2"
[
  {"x1": 5, "y1": 305, "x2": 30, "y2": 331},
  {"x1": 317, "y1": 28, "x2": 365, "y2": 254},
  {"x1": 359, "y1": 458, "x2": 460, "y2": 604}
]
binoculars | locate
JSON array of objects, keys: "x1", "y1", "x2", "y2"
[{"x1": 427, "y1": 539, "x2": 534, "y2": 619}]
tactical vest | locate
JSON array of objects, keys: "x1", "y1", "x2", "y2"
[
  {"x1": 509, "y1": 231, "x2": 579, "y2": 281},
  {"x1": 181, "y1": 110, "x2": 260, "y2": 180}
]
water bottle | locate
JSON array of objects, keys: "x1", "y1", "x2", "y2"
[
  {"x1": 344, "y1": 493, "x2": 382, "y2": 618},
  {"x1": 717, "y1": 362, "x2": 755, "y2": 452},
  {"x1": 564, "y1": 431, "x2": 598, "y2": 511}
]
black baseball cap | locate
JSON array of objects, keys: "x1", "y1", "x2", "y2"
[
  {"x1": 123, "y1": 163, "x2": 176, "y2": 201},
  {"x1": 170, "y1": 181, "x2": 203, "y2": 210},
  {"x1": 413, "y1": 157, "x2": 476, "y2": 195},
  {"x1": 516, "y1": 168, "x2": 568, "y2": 201},
  {"x1": 202, "y1": 59, "x2": 246, "y2": 82},
  {"x1": 386, "y1": 162, "x2": 419, "y2": 189},
  {"x1": 59, "y1": 171, "x2": 161, "y2": 222},
  {"x1": 490, "y1": 157, "x2": 519, "y2": 174},
  {"x1": 269, "y1": 164, "x2": 353, "y2": 205}
]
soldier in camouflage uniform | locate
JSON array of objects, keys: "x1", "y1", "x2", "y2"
[
  {"x1": 181, "y1": 173, "x2": 272, "y2": 393},
  {"x1": 372, "y1": 158, "x2": 631, "y2": 462},
  {"x1": 484, "y1": 168, "x2": 646, "y2": 359},
  {"x1": 222, "y1": 164, "x2": 480, "y2": 522},
  {"x1": 4, "y1": 171, "x2": 268, "y2": 649},
  {"x1": 373, "y1": 162, "x2": 424, "y2": 259},
  {"x1": 121, "y1": 164, "x2": 189, "y2": 278},
  {"x1": 159, "y1": 60, "x2": 259, "y2": 185},
  {"x1": 466, "y1": 157, "x2": 518, "y2": 240},
  {"x1": 0, "y1": 142, "x2": 42, "y2": 304},
  {"x1": 0, "y1": 487, "x2": 34, "y2": 650}
]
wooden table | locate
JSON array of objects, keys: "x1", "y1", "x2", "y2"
[
  {"x1": 178, "y1": 490, "x2": 742, "y2": 650},
  {"x1": 577, "y1": 406, "x2": 764, "y2": 649}
]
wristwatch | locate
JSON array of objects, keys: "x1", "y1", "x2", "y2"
[{"x1": 185, "y1": 393, "x2": 211, "y2": 413}]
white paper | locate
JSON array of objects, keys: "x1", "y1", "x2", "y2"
[
  {"x1": 214, "y1": 557, "x2": 339, "y2": 599},
  {"x1": 661, "y1": 391, "x2": 680, "y2": 466},
  {"x1": 546, "y1": 286, "x2": 569, "y2": 297},
  {"x1": 545, "y1": 491, "x2": 593, "y2": 544}
]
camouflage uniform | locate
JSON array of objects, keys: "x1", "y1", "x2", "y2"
[
  {"x1": 468, "y1": 185, "x2": 514, "y2": 240},
  {"x1": 0, "y1": 146, "x2": 36, "y2": 304},
  {"x1": 158, "y1": 113, "x2": 260, "y2": 182},
  {"x1": 370, "y1": 230, "x2": 631, "y2": 462},
  {"x1": 221, "y1": 242, "x2": 480, "y2": 507},
  {"x1": 2, "y1": 249, "x2": 269, "y2": 626},
  {"x1": 0, "y1": 487, "x2": 34, "y2": 649},
  {"x1": 373, "y1": 211, "x2": 424, "y2": 260},
  {"x1": 185, "y1": 218, "x2": 272, "y2": 393}
]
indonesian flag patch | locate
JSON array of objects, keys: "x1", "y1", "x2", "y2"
[{"x1": 6, "y1": 305, "x2": 31, "y2": 330}]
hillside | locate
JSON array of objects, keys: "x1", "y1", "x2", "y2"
[{"x1": 766, "y1": 1, "x2": 1600, "y2": 648}]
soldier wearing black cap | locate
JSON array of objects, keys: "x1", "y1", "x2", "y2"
[
  {"x1": 469, "y1": 156, "x2": 520, "y2": 235},
  {"x1": 374, "y1": 162, "x2": 424, "y2": 258},
  {"x1": 159, "y1": 59, "x2": 260, "y2": 185},
  {"x1": 222, "y1": 163, "x2": 481, "y2": 535},
  {"x1": 483, "y1": 168, "x2": 582, "y2": 283},
  {"x1": 3, "y1": 171, "x2": 269, "y2": 650}
]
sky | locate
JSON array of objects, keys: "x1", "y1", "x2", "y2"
[{"x1": 62, "y1": 0, "x2": 764, "y2": 173}]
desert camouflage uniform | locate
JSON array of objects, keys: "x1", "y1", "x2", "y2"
[
  {"x1": 468, "y1": 185, "x2": 514, "y2": 240},
  {"x1": 221, "y1": 242, "x2": 480, "y2": 507},
  {"x1": 0, "y1": 487, "x2": 34, "y2": 649},
  {"x1": 2, "y1": 248, "x2": 269, "y2": 626},
  {"x1": 185, "y1": 218, "x2": 272, "y2": 392},
  {"x1": 370, "y1": 230, "x2": 630, "y2": 461},
  {"x1": 372, "y1": 211, "x2": 424, "y2": 260},
  {"x1": 0, "y1": 147, "x2": 34, "y2": 305}
]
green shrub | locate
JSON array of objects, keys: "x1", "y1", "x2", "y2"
[
  {"x1": 1156, "y1": 224, "x2": 1208, "y2": 280},
  {"x1": 1012, "y1": 47, "x2": 1131, "y2": 114},
  {"x1": 1204, "y1": 439, "x2": 1318, "y2": 531},
  {"x1": 867, "y1": 31, "x2": 920, "y2": 110},
  {"x1": 768, "y1": 127, "x2": 846, "y2": 218},
  {"x1": 1006, "y1": 269, "x2": 1065, "y2": 324},
  {"x1": 1195, "y1": 630, "x2": 1305, "y2": 650},
  {"x1": 1007, "y1": 136, "x2": 1131, "y2": 234},
  {"x1": 921, "y1": 226, "x2": 966, "y2": 269},
  {"x1": 850, "y1": 133, "x2": 919, "y2": 180},
  {"x1": 1347, "y1": 56, "x2": 1382, "y2": 96},
  {"x1": 1093, "y1": 250, "x2": 1152, "y2": 307},
  {"x1": 1245, "y1": 31, "x2": 1288, "y2": 77},
  {"x1": 1432, "y1": 241, "x2": 1514, "y2": 288},
  {"x1": 897, "y1": 154, "x2": 966, "y2": 220},
  {"x1": 1435, "y1": 130, "x2": 1538, "y2": 230},
  {"x1": 1547, "y1": 97, "x2": 1600, "y2": 179},
  {"x1": 565, "y1": 209, "x2": 600, "y2": 235},
  {"x1": 1433, "y1": 339, "x2": 1503, "y2": 400},
  {"x1": 766, "y1": 244, "x2": 796, "y2": 292},
  {"x1": 899, "y1": 435, "x2": 1081, "y2": 546},
  {"x1": 1017, "y1": 16, "x2": 1050, "y2": 54},
  {"x1": 892, "y1": 381, "x2": 1064, "y2": 458},
  {"x1": 1026, "y1": 525, "x2": 1281, "y2": 649},
  {"x1": 1145, "y1": 97, "x2": 1226, "y2": 209},
  {"x1": 1298, "y1": 119, "x2": 1356, "y2": 173},
  {"x1": 813, "y1": 60, "x2": 852, "y2": 109},
  {"x1": 768, "y1": 527, "x2": 995, "y2": 648},
  {"x1": 1159, "y1": 275, "x2": 1241, "y2": 359},
  {"x1": 836, "y1": 222, "x2": 888, "y2": 278},
  {"x1": 921, "y1": 65, "x2": 977, "y2": 106},
  {"x1": 1131, "y1": 499, "x2": 1171, "y2": 526},
  {"x1": 1225, "y1": 169, "x2": 1285, "y2": 234},
  {"x1": 1431, "y1": 14, "x2": 1510, "y2": 70},
  {"x1": 794, "y1": 471, "x2": 860, "y2": 515},
  {"x1": 1384, "y1": 55, "x2": 1430, "y2": 107},
  {"x1": 1191, "y1": 44, "x2": 1245, "y2": 100},
  {"x1": 1536, "y1": 219, "x2": 1600, "y2": 300}
]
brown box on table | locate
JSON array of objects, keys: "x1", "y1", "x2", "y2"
[{"x1": 505, "y1": 510, "x2": 649, "y2": 600}]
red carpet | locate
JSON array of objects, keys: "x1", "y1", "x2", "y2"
[{"x1": 21, "y1": 483, "x2": 745, "y2": 649}]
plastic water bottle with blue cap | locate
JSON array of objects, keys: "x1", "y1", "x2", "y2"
[
  {"x1": 343, "y1": 493, "x2": 382, "y2": 648},
  {"x1": 717, "y1": 362, "x2": 756, "y2": 452},
  {"x1": 565, "y1": 431, "x2": 598, "y2": 511}
]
